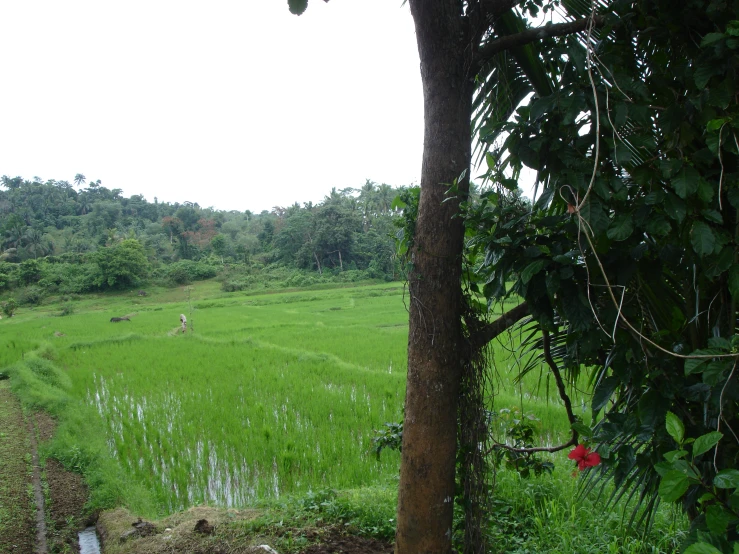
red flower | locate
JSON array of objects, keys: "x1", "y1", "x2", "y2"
[{"x1": 568, "y1": 444, "x2": 601, "y2": 471}]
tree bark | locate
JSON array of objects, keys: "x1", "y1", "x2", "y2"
[{"x1": 396, "y1": 2, "x2": 473, "y2": 553}]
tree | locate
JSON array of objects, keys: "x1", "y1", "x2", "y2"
[
  {"x1": 91, "y1": 238, "x2": 150, "y2": 289},
  {"x1": 73, "y1": 173, "x2": 86, "y2": 188},
  {"x1": 24, "y1": 228, "x2": 52, "y2": 259},
  {"x1": 290, "y1": 2, "x2": 610, "y2": 553}
]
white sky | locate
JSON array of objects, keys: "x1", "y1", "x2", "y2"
[{"x1": 0, "y1": 0, "x2": 424, "y2": 213}]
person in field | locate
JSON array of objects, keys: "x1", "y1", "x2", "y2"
[{"x1": 180, "y1": 314, "x2": 187, "y2": 333}]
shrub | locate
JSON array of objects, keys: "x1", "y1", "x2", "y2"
[
  {"x1": 222, "y1": 277, "x2": 254, "y2": 292},
  {"x1": 166, "y1": 260, "x2": 219, "y2": 285},
  {"x1": 18, "y1": 259, "x2": 43, "y2": 285},
  {"x1": 17, "y1": 286, "x2": 45, "y2": 306},
  {"x1": 1, "y1": 298, "x2": 17, "y2": 317}
]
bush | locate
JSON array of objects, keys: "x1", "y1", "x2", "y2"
[
  {"x1": 18, "y1": 259, "x2": 43, "y2": 285},
  {"x1": 166, "y1": 260, "x2": 219, "y2": 285},
  {"x1": 1, "y1": 298, "x2": 17, "y2": 317},
  {"x1": 17, "y1": 286, "x2": 45, "y2": 306}
]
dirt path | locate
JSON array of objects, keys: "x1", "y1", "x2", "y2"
[
  {"x1": 26, "y1": 416, "x2": 48, "y2": 554},
  {"x1": 0, "y1": 380, "x2": 37, "y2": 553}
]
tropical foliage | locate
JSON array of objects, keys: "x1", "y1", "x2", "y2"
[{"x1": 467, "y1": 0, "x2": 739, "y2": 550}]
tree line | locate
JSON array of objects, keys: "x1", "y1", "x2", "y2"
[{"x1": 0, "y1": 175, "x2": 407, "y2": 301}]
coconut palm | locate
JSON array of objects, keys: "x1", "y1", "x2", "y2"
[{"x1": 73, "y1": 173, "x2": 86, "y2": 188}]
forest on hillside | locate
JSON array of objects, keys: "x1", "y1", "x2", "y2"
[{"x1": 0, "y1": 174, "x2": 406, "y2": 308}]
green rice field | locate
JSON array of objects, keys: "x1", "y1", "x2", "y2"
[{"x1": 1, "y1": 280, "x2": 579, "y2": 513}]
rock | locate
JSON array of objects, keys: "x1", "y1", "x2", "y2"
[
  {"x1": 194, "y1": 518, "x2": 214, "y2": 535},
  {"x1": 133, "y1": 519, "x2": 157, "y2": 537},
  {"x1": 120, "y1": 519, "x2": 157, "y2": 542},
  {"x1": 257, "y1": 546, "x2": 280, "y2": 554}
]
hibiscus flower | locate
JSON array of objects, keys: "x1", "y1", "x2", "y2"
[{"x1": 568, "y1": 444, "x2": 601, "y2": 471}]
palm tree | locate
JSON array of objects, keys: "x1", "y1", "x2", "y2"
[
  {"x1": 376, "y1": 183, "x2": 394, "y2": 214},
  {"x1": 73, "y1": 173, "x2": 86, "y2": 188},
  {"x1": 359, "y1": 180, "x2": 377, "y2": 228},
  {"x1": 77, "y1": 193, "x2": 92, "y2": 215},
  {"x1": 24, "y1": 228, "x2": 47, "y2": 259}
]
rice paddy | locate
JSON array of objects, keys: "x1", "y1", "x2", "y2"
[{"x1": 2, "y1": 280, "x2": 579, "y2": 514}]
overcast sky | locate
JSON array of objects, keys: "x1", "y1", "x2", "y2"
[{"x1": 1, "y1": 0, "x2": 424, "y2": 213}]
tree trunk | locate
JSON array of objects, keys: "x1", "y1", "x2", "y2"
[{"x1": 395, "y1": 2, "x2": 473, "y2": 553}]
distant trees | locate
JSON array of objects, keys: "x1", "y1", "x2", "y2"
[{"x1": 0, "y1": 174, "x2": 406, "y2": 297}]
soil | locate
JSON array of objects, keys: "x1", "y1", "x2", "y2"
[
  {"x1": 0, "y1": 383, "x2": 91, "y2": 554},
  {"x1": 0, "y1": 381, "x2": 36, "y2": 554},
  {"x1": 298, "y1": 529, "x2": 393, "y2": 554},
  {"x1": 45, "y1": 458, "x2": 91, "y2": 552}
]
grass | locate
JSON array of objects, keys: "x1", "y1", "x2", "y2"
[{"x1": 0, "y1": 278, "x2": 688, "y2": 551}]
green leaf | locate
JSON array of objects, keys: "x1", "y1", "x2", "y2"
[
  {"x1": 654, "y1": 461, "x2": 673, "y2": 477},
  {"x1": 684, "y1": 543, "x2": 723, "y2": 554},
  {"x1": 691, "y1": 221, "x2": 716, "y2": 257},
  {"x1": 694, "y1": 64, "x2": 718, "y2": 89},
  {"x1": 706, "y1": 504, "x2": 730, "y2": 536},
  {"x1": 685, "y1": 357, "x2": 709, "y2": 375},
  {"x1": 592, "y1": 376, "x2": 619, "y2": 415},
  {"x1": 706, "y1": 118, "x2": 726, "y2": 132},
  {"x1": 666, "y1": 412, "x2": 685, "y2": 444},
  {"x1": 664, "y1": 194, "x2": 687, "y2": 222},
  {"x1": 714, "y1": 469, "x2": 739, "y2": 489},
  {"x1": 697, "y1": 179, "x2": 715, "y2": 203},
  {"x1": 673, "y1": 166, "x2": 700, "y2": 198},
  {"x1": 646, "y1": 216, "x2": 672, "y2": 237},
  {"x1": 708, "y1": 337, "x2": 732, "y2": 351},
  {"x1": 729, "y1": 265, "x2": 739, "y2": 300},
  {"x1": 664, "y1": 449, "x2": 688, "y2": 463},
  {"x1": 701, "y1": 209, "x2": 723, "y2": 224},
  {"x1": 571, "y1": 422, "x2": 592, "y2": 438},
  {"x1": 607, "y1": 214, "x2": 634, "y2": 241},
  {"x1": 692, "y1": 432, "x2": 723, "y2": 457},
  {"x1": 701, "y1": 32, "x2": 726, "y2": 47},
  {"x1": 520, "y1": 260, "x2": 546, "y2": 284},
  {"x1": 485, "y1": 152, "x2": 497, "y2": 170},
  {"x1": 287, "y1": 0, "x2": 308, "y2": 15},
  {"x1": 659, "y1": 470, "x2": 690, "y2": 502}
]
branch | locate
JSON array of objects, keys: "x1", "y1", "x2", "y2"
[
  {"x1": 485, "y1": 329, "x2": 579, "y2": 455},
  {"x1": 542, "y1": 329, "x2": 577, "y2": 431},
  {"x1": 468, "y1": 301, "x2": 529, "y2": 350},
  {"x1": 477, "y1": 15, "x2": 605, "y2": 63}
]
